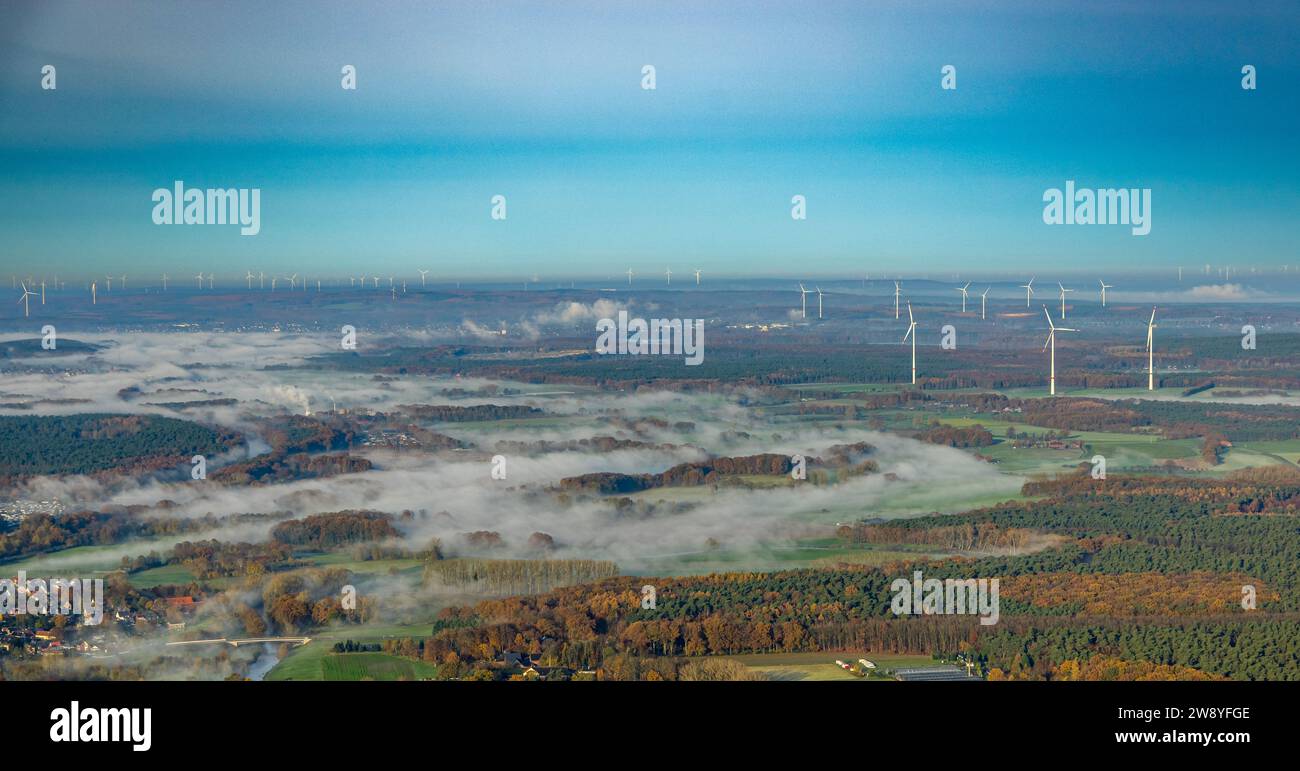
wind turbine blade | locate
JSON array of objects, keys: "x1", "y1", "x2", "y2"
[{"x1": 1043, "y1": 331, "x2": 1053, "y2": 352}]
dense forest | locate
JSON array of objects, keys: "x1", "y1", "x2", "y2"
[
  {"x1": 0, "y1": 414, "x2": 237, "y2": 482},
  {"x1": 388, "y1": 466, "x2": 1300, "y2": 680},
  {"x1": 270, "y1": 510, "x2": 401, "y2": 548},
  {"x1": 424, "y1": 558, "x2": 619, "y2": 595}
]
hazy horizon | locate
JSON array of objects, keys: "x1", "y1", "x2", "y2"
[{"x1": 2, "y1": 0, "x2": 1297, "y2": 277}]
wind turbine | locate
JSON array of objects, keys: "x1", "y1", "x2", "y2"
[
  {"x1": 372, "y1": 276, "x2": 380, "y2": 289},
  {"x1": 271, "y1": 276, "x2": 278, "y2": 292},
  {"x1": 1146, "y1": 306, "x2": 1158, "y2": 391},
  {"x1": 626, "y1": 268, "x2": 634, "y2": 286},
  {"x1": 90, "y1": 281, "x2": 96, "y2": 305},
  {"x1": 1057, "y1": 282, "x2": 1074, "y2": 319},
  {"x1": 287, "y1": 273, "x2": 298, "y2": 290},
  {"x1": 119, "y1": 275, "x2": 127, "y2": 291},
  {"x1": 981, "y1": 287, "x2": 990, "y2": 320},
  {"x1": 816, "y1": 286, "x2": 824, "y2": 319},
  {"x1": 16, "y1": 282, "x2": 35, "y2": 317},
  {"x1": 1042, "y1": 306, "x2": 1076, "y2": 396},
  {"x1": 161, "y1": 273, "x2": 169, "y2": 291},
  {"x1": 259, "y1": 272, "x2": 265, "y2": 289},
  {"x1": 798, "y1": 283, "x2": 811, "y2": 319},
  {"x1": 194, "y1": 272, "x2": 204, "y2": 289},
  {"x1": 902, "y1": 301, "x2": 917, "y2": 385},
  {"x1": 665, "y1": 267, "x2": 672, "y2": 285},
  {"x1": 104, "y1": 275, "x2": 113, "y2": 292},
  {"x1": 1020, "y1": 277, "x2": 1035, "y2": 307},
  {"x1": 1098, "y1": 279, "x2": 1112, "y2": 307},
  {"x1": 893, "y1": 281, "x2": 901, "y2": 319},
  {"x1": 206, "y1": 273, "x2": 214, "y2": 289},
  {"x1": 418, "y1": 269, "x2": 429, "y2": 287},
  {"x1": 40, "y1": 280, "x2": 45, "y2": 305},
  {"x1": 693, "y1": 268, "x2": 702, "y2": 285},
  {"x1": 956, "y1": 282, "x2": 971, "y2": 313},
  {"x1": 245, "y1": 271, "x2": 254, "y2": 289}
]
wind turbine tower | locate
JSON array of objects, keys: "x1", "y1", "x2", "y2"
[
  {"x1": 1042, "y1": 306, "x2": 1077, "y2": 396},
  {"x1": 16, "y1": 282, "x2": 35, "y2": 317},
  {"x1": 902, "y1": 301, "x2": 918, "y2": 385},
  {"x1": 1058, "y1": 282, "x2": 1074, "y2": 319},
  {"x1": 1146, "y1": 306, "x2": 1158, "y2": 391},
  {"x1": 1021, "y1": 277, "x2": 1035, "y2": 307}
]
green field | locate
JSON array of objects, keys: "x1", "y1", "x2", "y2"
[
  {"x1": 298, "y1": 552, "x2": 426, "y2": 576},
  {"x1": 319, "y1": 652, "x2": 439, "y2": 681},
  {"x1": 128, "y1": 564, "x2": 198, "y2": 588},
  {"x1": 266, "y1": 622, "x2": 440, "y2": 681},
  {"x1": 0, "y1": 539, "x2": 185, "y2": 577}
]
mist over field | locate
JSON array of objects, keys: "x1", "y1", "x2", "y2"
[{"x1": 3, "y1": 331, "x2": 1021, "y2": 571}]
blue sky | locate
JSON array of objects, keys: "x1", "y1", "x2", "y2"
[{"x1": 0, "y1": 0, "x2": 1295, "y2": 279}]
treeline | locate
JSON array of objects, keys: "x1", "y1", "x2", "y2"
[
  {"x1": 494, "y1": 436, "x2": 678, "y2": 454},
  {"x1": 398, "y1": 404, "x2": 544, "y2": 422},
  {"x1": 211, "y1": 452, "x2": 373, "y2": 485},
  {"x1": 162, "y1": 540, "x2": 299, "y2": 579},
  {"x1": 558, "y1": 453, "x2": 795, "y2": 494},
  {"x1": 836, "y1": 522, "x2": 1035, "y2": 551},
  {"x1": 0, "y1": 509, "x2": 234, "y2": 561},
  {"x1": 957, "y1": 392, "x2": 1300, "y2": 442},
  {"x1": 558, "y1": 446, "x2": 876, "y2": 494},
  {"x1": 270, "y1": 510, "x2": 401, "y2": 548},
  {"x1": 424, "y1": 558, "x2": 618, "y2": 596},
  {"x1": 917, "y1": 424, "x2": 995, "y2": 447}
]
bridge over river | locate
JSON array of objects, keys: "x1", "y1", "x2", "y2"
[{"x1": 166, "y1": 637, "x2": 311, "y2": 648}]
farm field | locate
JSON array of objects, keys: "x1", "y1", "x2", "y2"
[
  {"x1": 320, "y1": 652, "x2": 439, "y2": 681},
  {"x1": 266, "y1": 622, "x2": 440, "y2": 681},
  {"x1": 725, "y1": 651, "x2": 938, "y2": 681},
  {"x1": 128, "y1": 564, "x2": 198, "y2": 588}
]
